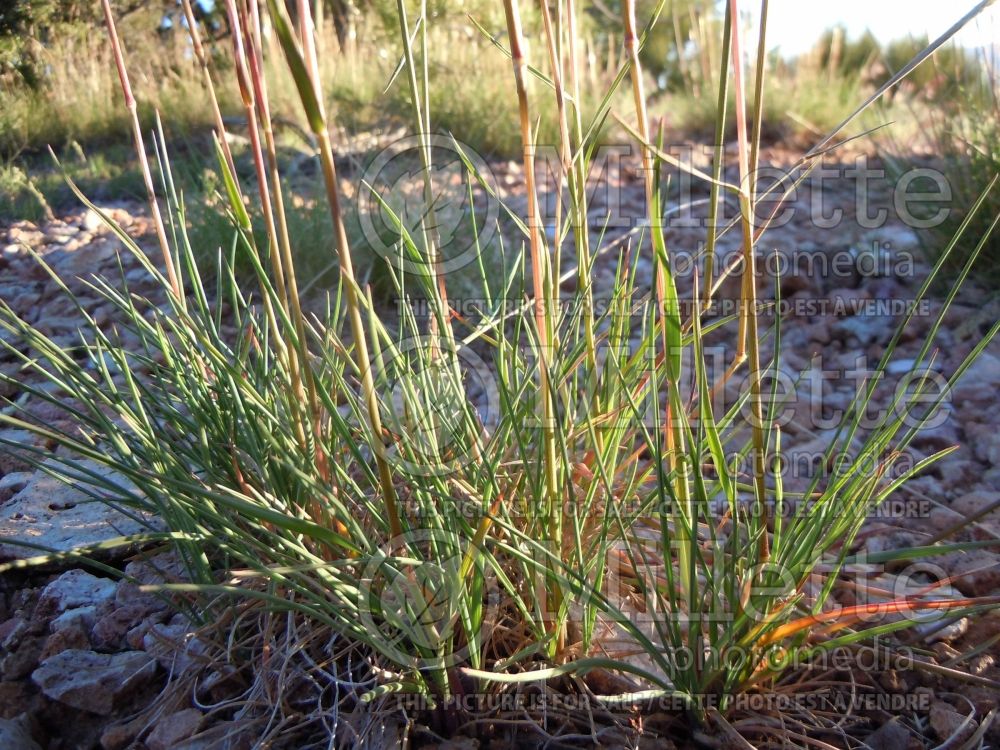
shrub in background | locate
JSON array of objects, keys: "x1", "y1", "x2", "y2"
[{"x1": 883, "y1": 40, "x2": 999, "y2": 284}]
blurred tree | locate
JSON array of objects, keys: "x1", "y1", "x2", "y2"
[
  {"x1": 0, "y1": 0, "x2": 192, "y2": 88},
  {"x1": 882, "y1": 35, "x2": 983, "y2": 104},
  {"x1": 807, "y1": 25, "x2": 880, "y2": 76},
  {"x1": 585, "y1": 0, "x2": 721, "y2": 92}
]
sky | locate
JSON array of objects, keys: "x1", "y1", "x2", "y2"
[{"x1": 752, "y1": 0, "x2": 999, "y2": 57}]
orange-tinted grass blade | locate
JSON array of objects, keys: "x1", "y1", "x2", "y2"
[{"x1": 759, "y1": 595, "x2": 1000, "y2": 647}]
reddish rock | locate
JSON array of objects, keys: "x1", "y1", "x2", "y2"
[
  {"x1": 0, "y1": 617, "x2": 26, "y2": 649},
  {"x1": 31, "y1": 649, "x2": 157, "y2": 716},
  {"x1": 0, "y1": 636, "x2": 44, "y2": 681},
  {"x1": 99, "y1": 722, "x2": 137, "y2": 750},
  {"x1": 0, "y1": 430, "x2": 35, "y2": 475},
  {"x1": 198, "y1": 666, "x2": 247, "y2": 704},
  {"x1": 0, "y1": 681, "x2": 43, "y2": 719},
  {"x1": 169, "y1": 720, "x2": 254, "y2": 750},
  {"x1": 939, "y1": 550, "x2": 1000, "y2": 596},
  {"x1": 92, "y1": 603, "x2": 161, "y2": 650},
  {"x1": 826, "y1": 286, "x2": 872, "y2": 316},
  {"x1": 865, "y1": 718, "x2": 920, "y2": 750},
  {"x1": 929, "y1": 701, "x2": 976, "y2": 745},
  {"x1": 39, "y1": 624, "x2": 90, "y2": 662},
  {"x1": 951, "y1": 490, "x2": 1000, "y2": 524},
  {"x1": 143, "y1": 619, "x2": 205, "y2": 674},
  {"x1": 147, "y1": 709, "x2": 203, "y2": 750}
]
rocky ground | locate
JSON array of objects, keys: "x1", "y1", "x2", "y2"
[
  {"x1": 1, "y1": 146, "x2": 1000, "y2": 748},
  {"x1": 0, "y1": 207, "x2": 266, "y2": 749}
]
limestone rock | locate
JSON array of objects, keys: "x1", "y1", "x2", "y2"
[
  {"x1": 36, "y1": 570, "x2": 117, "y2": 619},
  {"x1": 50, "y1": 606, "x2": 97, "y2": 634},
  {"x1": 31, "y1": 649, "x2": 157, "y2": 715},
  {"x1": 0, "y1": 472, "x2": 32, "y2": 504},
  {"x1": 44, "y1": 236, "x2": 118, "y2": 279},
  {"x1": 0, "y1": 460, "x2": 153, "y2": 562}
]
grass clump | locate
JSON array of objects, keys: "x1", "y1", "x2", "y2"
[
  {"x1": 1, "y1": 0, "x2": 999, "y2": 745},
  {"x1": 883, "y1": 45, "x2": 1000, "y2": 284},
  {"x1": 0, "y1": 143, "x2": 175, "y2": 222},
  {"x1": 0, "y1": 162, "x2": 55, "y2": 222}
]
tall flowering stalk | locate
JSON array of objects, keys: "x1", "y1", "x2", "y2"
[
  {"x1": 265, "y1": 0, "x2": 403, "y2": 539},
  {"x1": 501, "y1": 0, "x2": 565, "y2": 652},
  {"x1": 101, "y1": 0, "x2": 182, "y2": 304},
  {"x1": 621, "y1": 0, "x2": 694, "y2": 602}
]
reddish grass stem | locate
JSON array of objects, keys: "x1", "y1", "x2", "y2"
[{"x1": 101, "y1": 0, "x2": 182, "y2": 304}]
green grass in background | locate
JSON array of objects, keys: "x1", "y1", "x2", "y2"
[{"x1": 883, "y1": 54, "x2": 1000, "y2": 284}]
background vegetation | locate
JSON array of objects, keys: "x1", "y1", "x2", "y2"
[
  {"x1": 3, "y1": 0, "x2": 995, "y2": 283},
  {"x1": 0, "y1": 3, "x2": 991, "y2": 193}
]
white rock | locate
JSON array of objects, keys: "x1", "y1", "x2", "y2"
[
  {"x1": 832, "y1": 314, "x2": 893, "y2": 346},
  {"x1": 886, "y1": 358, "x2": 942, "y2": 376},
  {"x1": 916, "y1": 616, "x2": 969, "y2": 643},
  {"x1": 46, "y1": 223, "x2": 78, "y2": 238},
  {"x1": 44, "y1": 237, "x2": 118, "y2": 278},
  {"x1": 0, "y1": 460, "x2": 154, "y2": 562},
  {"x1": 0, "y1": 471, "x2": 33, "y2": 503},
  {"x1": 81, "y1": 208, "x2": 103, "y2": 233},
  {"x1": 50, "y1": 606, "x2": 97, "y2": 634},
  {"x1": 975, "y1": 432, "x2": 1000, "y2": 468},
  {"x1": 124, "y1": 267, "x2": 152, "y2": 285},
  {"x1": 873, "y1": 225, "x2": 920, "y2": 251},
  {"x1": 37, "y1": 570, "x2": 117, "y2": 618}
]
